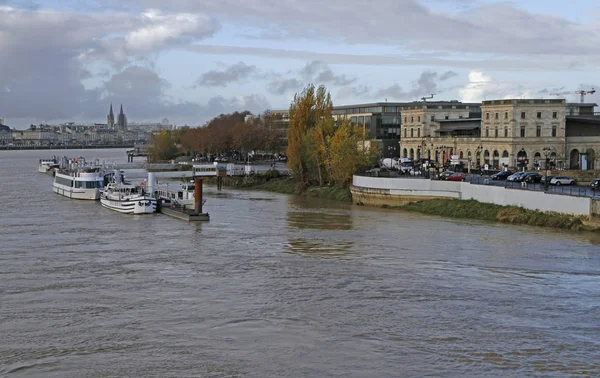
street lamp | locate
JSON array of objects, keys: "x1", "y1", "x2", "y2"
[{"x1": 474, "y1": 144, "x2": 483, "y2": 172}]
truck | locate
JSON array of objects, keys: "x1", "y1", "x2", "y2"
[{"x1": 380, "y1": 158, "x2": 399, "y2": 170}]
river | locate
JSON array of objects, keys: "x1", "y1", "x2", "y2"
[{"x1": 1, "y1": 149, "x2": 600, "y2": 377}]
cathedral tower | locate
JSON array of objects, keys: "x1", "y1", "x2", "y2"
[
  {"x1": 117, "y1": 104, "x2": 128, "y2": 131},
  {"x1": 107, "y1": 103, "x2": 115, "y2": 129}
]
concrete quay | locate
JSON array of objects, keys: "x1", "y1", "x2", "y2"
[{"x1": 351, "y1": 175, "x2": 599, "y2": 217}]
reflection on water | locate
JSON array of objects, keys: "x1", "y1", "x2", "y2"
[
  {"x1": 285, "y1": 238, "x2": 356, "y2": 259},
  {"x1": 287, "y1": 194, "x2": 353, "y2": 230},
  {"x1": 582, "y1": 232, "x2": 600, "y2": 245},
  {"x1": 287, "y1": 211, "x2": 353, "y2": 230}
]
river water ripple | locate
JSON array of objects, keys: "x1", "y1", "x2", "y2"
[{"x1": 1, "y1": 149, "x2": 600, "y2": 377}]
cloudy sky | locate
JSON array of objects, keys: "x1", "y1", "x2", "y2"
[{"x1": 0, "y1": 0, "x2": 599, "y2": 128}]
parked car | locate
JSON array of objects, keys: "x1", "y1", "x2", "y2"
[
  {"x1": 541, "y1": 175, "x2": 555, "y2": 185},
  {"x1": 479, "y1": 169, "x2": 498, "y2": 176},
  {"x1": 439, "y1": 170, "x2": 455, "y2": 180},
  {"x1": 491, "y1": 170, "x2": 513, "y2": 180},
  {"x1": 550, "y1": 176, "x2": 576, "y2": 186},
  {"x1": 524, "y1": 173, "x2": 543, "y2": 183},
  {"x1": 446, "y1": 172, "x2": 466, "y2": 182},
  {"x1": 507, "y1": 172, "x2": 526, "y2": 182},
  {"x1": 591, "y1": 178, "x2": 600, "y2": 190}
]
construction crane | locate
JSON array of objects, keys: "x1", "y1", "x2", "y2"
[
  {"x1": 550, "y1": 88, "x2": 596, "y2": 103},
  {"x1": 421, "y1": 94, "x2": 435, "y2": 102}
]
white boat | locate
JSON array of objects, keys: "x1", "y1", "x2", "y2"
[
  {"x1": 155, "y1": 181, "x2": 197, "y2": 206},
  {"x1": 53, "y1": 167, "x2": 107, "y2": 200},
  {"x1": 39, "y1": 157, "x2": 60, "y2": 173},
  {"x1": 101, "y1": 181, "x2": 157, "y2": 214}
]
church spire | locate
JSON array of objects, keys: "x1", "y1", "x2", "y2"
[
  {"x1": 117, "y1": 103, "x2": 127, "y2": 131},
  {"x1": 107, "y1": 103, "x2": 115, "y2": 129}
]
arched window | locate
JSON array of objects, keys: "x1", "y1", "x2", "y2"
[
  {"x1": 410, "y1": 148, "x2": 414, "y2": 160},
  {"x1": 570, "y1": 149, "x2": 580, "y2": 170},
  {"x1": 493, "y1": 150, "x2": 499, "y2": 169},
  {"x1": 403, "y1": 148, "x2": 408, "y2": 158},
  {"x1": 484, "y1": 150, "x2": 490, "y2": 166},
  {"x1": 517, "y1": 149, "x2": 528, "y2": 170}
]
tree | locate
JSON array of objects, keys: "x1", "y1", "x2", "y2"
[
  {"x1": 286, "y1": 84, "x2": 334, "y2": 185},
  {"x1": 148, "y1": 130, "x2": 178, "y2": 162},
  {"x1": 327, "y1": 120, "x2": 376, "y2": 186}
]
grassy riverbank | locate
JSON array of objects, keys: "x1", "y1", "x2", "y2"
[
  {"x1": 395, "y1": 199, "x2": 588, "y2": 231},
  {"x1": 203, "y1": 176, "x2": 352, "y2": 202}
]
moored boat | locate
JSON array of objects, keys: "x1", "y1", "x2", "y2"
[
  {"x1": 100, "y1": 172, "x2": 157, "y2": 214},
  {"x1": 39, "y1": 157, "x2": 60, "y2": 173},
  {"x1": 53, "y1": 167, "x2": 108, "y2": 200}
]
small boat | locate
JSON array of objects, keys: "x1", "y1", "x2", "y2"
[
  {"x1": 101, "y1": 172, "x2": 156, "y2": 214},
  {"x1": 39, "y1": 157, "x2": 60, "y2": 173}
]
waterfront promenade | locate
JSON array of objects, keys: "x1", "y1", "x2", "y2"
[{"x1": 0, "y1": 143, "x2": 134, "y2": 151}]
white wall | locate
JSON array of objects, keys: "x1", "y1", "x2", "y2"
[{"x1": 353, "y1": 175, "x2": 591, "y2": 215}]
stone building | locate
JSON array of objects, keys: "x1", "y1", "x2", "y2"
[
  {"x1": 332, "y1": 101, "x2": 481, "y2": 158},
  {"x1": 399, "y1": 99, "x2": 600, "y2": 171},
  {"x1": 0, "y1": 122, "x2": 13, "y2": 145}
]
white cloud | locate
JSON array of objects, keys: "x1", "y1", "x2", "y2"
[
  {"x1": 125, "y1": 9, "x2": 217, "y2": 53},
  {"x1": 459, "y1": 71, "x2": 491, "y2": 103}
]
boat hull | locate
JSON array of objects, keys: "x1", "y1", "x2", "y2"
[
  {"x1": 53, "y1": 184, "x2": 101, "y2": 200},
  {"x1": 100, "y1": 197, "x2": 157, "y2": 214}
]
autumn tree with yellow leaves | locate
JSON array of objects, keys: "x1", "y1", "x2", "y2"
[{"x1": 287, "y1": 84, "x2": 375, "y2": 187}]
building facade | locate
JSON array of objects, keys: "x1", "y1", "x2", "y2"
[
  {"x1": 399, "y1": 99, "x2": 600, "y2": 171},
  {"x1": 0, "y1": 123, "x2": 13, "y2": 145}
]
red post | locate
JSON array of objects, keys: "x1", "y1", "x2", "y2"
[{"x1": 194, "y1": 178, "x2": 203, "y2": 215}]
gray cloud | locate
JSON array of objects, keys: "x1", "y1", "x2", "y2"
[
  {"x1": 300, "y1": 60, "x2": 356, "y2": 86},
  {"x1": 267, "y1": 78, "x2": 302, "y2": 95},
  {"x1": 440, "y1": 70, "x2": 458, "y2": 81},
  {"x1": 131, "y1": 0, "x2": 600, "y2": 58},
  {"x1": 206, "y1": 94, "x2": 271, "y2": 117},
  {"x1": 336, "y1": 85, "x2": 371, "y2": 99},
  {"x1": 371, "y1": 70, "x2": 454, "y2": 101},
  {"x1": 187, "y1": 45, "x2": 595, "y2": 72},
  {"x1": 196, "y1": 62, "x2": 258, "y2": 87},
  {"x1": 0, "y1": 6, "x2": 247, "y2": 126}
]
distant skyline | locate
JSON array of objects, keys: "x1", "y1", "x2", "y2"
[{"x1": 1, "y1": 0, "x2": 599, "y2": 128}]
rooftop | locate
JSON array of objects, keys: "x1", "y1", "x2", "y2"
[
  {"x1": 566, "y1": 102, "x2": 598, "y2": 107},
  {"x1": 482, "y1": 99, "x2": 566, "y2": 106}
]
